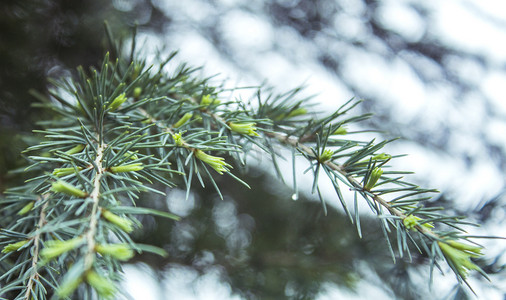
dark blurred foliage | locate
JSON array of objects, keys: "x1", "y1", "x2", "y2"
[
  {"x1": 1, "y1": 0, "x2": 504, "y2": 298},
  {"x1": 0, "y1": 0, "x2": 170, "y2": 189},
  {"x1": 133, "y1": 170, "x2": 429, "y2": 300}
]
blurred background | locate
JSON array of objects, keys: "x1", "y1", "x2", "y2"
[{"x1": 1, "y1": 0, "x2": 505, "y2": 299}]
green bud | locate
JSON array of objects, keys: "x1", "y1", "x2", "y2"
[
  {"x1": 133, "y1": 87, "x2": 142, "y2": 99},
  {"x1": 364, "y1": 167, "x2": 383, "y2": 190},
  {"x1": 108, "y1": 93, "x2": 127, "y2": 111},
  {"x1": 355, "y1": 153, "x2": 392, "y2": 167},
  {"x1": 40, "y1": 151, "x2": 51, "y2": 158},
  {"x1": 65, "y1": 144, "x2": 85, "y2": 155},
  {"x1": 229, "y1": 122, "x2": 259, "y2": 137},
  {"x1": 319, "y1": 149, "x2": 334, "y2": 163},
  {"x1": 96, "y1": 243, "x2": 134, "y2": 261},
  {"x1": 200, "y1": 94, "x2": 220, "y2": 106},
  {"x1": 123, "y1": 151, "x2": 139, "y2": 160},
  {"x1": 173, "y1": 113, "x2": 193, "y2": 128},
  {"x1": 76, "y1": 101, "x2": 86, "y2": 115},
  {"x1": 53, "y1": 167, "x2": 83, "y2": 177},
  {"x1": 86, "y1": 271, "x2": 116, "y2": 299},
  {"x1": 101, "y1": 209, "x2": 133, "y2": 233},
  {"x1": 40, "y1": 237, "x2": 84, "y2": 261},
  {"x1": 2, "y1": 240, "x2": 29, "y2": 253},
  {"x1": 51, "y1": 180, "x2": 88, "y2": 198},
  {"x1": 274, "y1": 108, "x2": 307, "y2": 120},
  {"x1": 17, "y1": 201, "x2": 35, "y2": 215},
  {"x1": 372, "y1": 153, "x2": 392, "y2": 160},
  {"x1": 286, "y1": 108, "x2": 307, "y2": 118},
  {"x1": 172, "y1": 132, "x2": 185, "y2": 147},
  {"x1": 438, "y1": 241, "x2": 483, "y2": 278},
  {"x1": 332, "y1": 126, "x2": 348, "y2": 135},
  {"x1": 448, "y1": 240, "x2": 483, "y2": 256},
  {"x1": 132, "y1": 64, "x2": 142, "y2": 80},
  {"x1": 109, "y1": 163, "x2": 144, "y2": 173},
  {"x1": 403, "y1": 215, "x2": 434, "y2": 231},
  {"x1": 194, "y1": 150, "x2": 232, "y2": 175},
  {"x1": 57, "y1": 276, "x2": 82, "y2": 298}
]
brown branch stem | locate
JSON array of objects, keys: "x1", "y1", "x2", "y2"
[
  {"x1": 84, "y1": 143, "x2": 106, "y2": 270},
  {"x1": 264, "y1": 131, "x2": 440, "y2": 240},
  {"x1": 24, "y1": 198, "x2": 49, "y2": 300}
]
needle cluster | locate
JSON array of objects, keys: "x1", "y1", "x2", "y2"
[{"x1": 0, "y1": 33, "x2": 492, "y2": 299}]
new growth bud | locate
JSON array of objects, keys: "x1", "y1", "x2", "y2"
[
  {"x1": 109, "y1": 163, "x2": 144, "y2": 173},
  {"x1": 40, "y1": 237, "x2": 84, "y2": 261},
  {"x1": 286, "y1": 108, "x2": 307, "y2": 118},
  {"x1": 332, "y1": 125, "x2": 347, "y2": 135},
  {"x1": 57, "y1": 276, "x2": 82, "y2": 298},
  {"x1": 108, "y1": 93, "x2": 127, "y2": 111},
  {"x1": 448, "y1": 240, "x2": 483, "y2": 255},
  {"x1": 51, "y1": 180, "x2": 88, "y2": 198},
  {"x1": 172, "y1": 132, "x2": 185, "y2": 147},
  {"x1": 133, "y1": 87, "x2": 142, "y2": 98},
  {"x1": 173, "y1": 113, "x2": 193, "y2": 128},
  {"x1": 124, "y1": 151, "x2": 139, "y2": 160},
  {"x1": 438, "y1": 241, "x2": 484, "y2": 278},
  {"x1": 364, "y1": 167, "x2": 383, "y2": 190},
  {"x1": 274, "y1": 108, "x2": 307, "y2": 120},
  {"x1": 76, "y1": 101, "x2": 86, "y2": 115},
  {"x1": 101, "y1": 209, "x2": 134, "y2": 233},
  {"x1": 53, "y1": 167, "x2": 83, "y2": 177},
  {"x1": 65, "y1": 144, "x2": 85, "y2": 155},
  {"x1": 355, "y1": 153, "x2": 392, "y2": 167},
  {"x1": 194, "y1": 150, "x2": 232, "y2": 175},
  {"x1": 86, "y1": 271, "x2": 116, "y2": 299},
  {"x1": 132, "y1": 64, "x2": 142, "y2": 80},
  {"x1": 200, "y1": 94, "x2": 220, "y2": 106},
  {"x1": 96, "y1": 243, "x2": 134, "y2": 261},
  {"x1": 319, "y1": 149, "x2": 334, "y2": 163},
  {"x1": 229, "y1": 122, "x2": 260, "y2": 137},
  {"x1": 403, "y1": 215, "x2": 434, "y2": 231},
  {"x1": 372, "y1": 153, "x2": 392, "y2": 160},
  {"x1": 17, "y1": 201, "x2": 35, "y2": 215},
  {"x1": 2, "y1": 240, "x2": 29, "y2": 253}
]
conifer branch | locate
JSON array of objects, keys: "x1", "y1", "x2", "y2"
[
  {"x1": 84, "y1": 142, "x2": 106, "y2": 270},
  {"x1": 24, "y1": 199, "x2": 48, "y2": 300},
  {"x1": 266, "y1": 131, "x2": 439, "y2": 239},
  {"x1": 0, "y1": 41, "x2": 496, "y2": 299},
  {"x1": 184, "y1": 87, "x2": 487, "y2": 284}
]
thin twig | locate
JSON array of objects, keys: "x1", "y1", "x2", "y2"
[
  {"x1": 24, "y1": 198, "x2": 49, "y2": 300},
  {"x1": 143, "y1": 97, "x2": 439, "y2": 240},
  {"x1": 138, "y1": 108, "x2": 193, "y2": 150},
  {"x1": 265, "y1": 130, "x2": 440, "y2": 240},
  {"x1": 84, "y1": 143, "x2": 106, "y2": 270}
]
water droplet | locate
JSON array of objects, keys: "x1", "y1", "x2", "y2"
[{"x1": 291, "y1": 193, "x2": 298, "y2": 201}]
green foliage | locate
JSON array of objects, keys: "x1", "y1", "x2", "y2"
[{"x1": 0, "y1": 35, "x2": 493, "y2": 299}]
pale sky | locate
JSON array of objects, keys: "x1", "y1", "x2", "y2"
[{"x1": 121, "y1": 0, "x2": 506, "y2": 299}]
